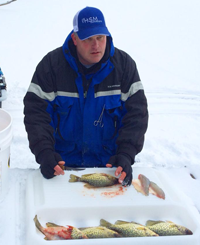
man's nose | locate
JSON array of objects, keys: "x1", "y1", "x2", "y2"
[{"x1": 92, "y1": 39, "x2": 99, "y2": 47}]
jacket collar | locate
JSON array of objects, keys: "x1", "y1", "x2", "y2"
[{"x1": 62, "y1": 31, "x2": 114, "y2": 74}]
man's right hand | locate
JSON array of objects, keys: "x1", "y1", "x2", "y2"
[
  {"x1": 36, "y1": 149, "x2": 65, "y2": 179},
  {"x1": 106, "y1": 153, "x2": 133, "y2": 186}
]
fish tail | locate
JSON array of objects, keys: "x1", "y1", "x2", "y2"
[
  {"x1": 46, "y1": 222, "x2": 61, "y2": 227},
  {"x1": 100, "y1": 219, "x2": 112, "y2": 229},
  {"x1": 69, "y1": 174, "x2": 80, "y2": 182},
  {"x1": 34, "y1": 215, "x2": 45, "y2": 234}
]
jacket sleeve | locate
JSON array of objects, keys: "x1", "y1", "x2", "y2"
[
  {"x1": 23, "y1": 55, "x2": 56, "y2": 159},
  {"x1": 116, "y1": 53, "x2": 149, "y2": 163}
]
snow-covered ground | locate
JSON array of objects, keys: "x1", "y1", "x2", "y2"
[{"x1": 0, "y1": 0, "x2": 200, "y2": 244}]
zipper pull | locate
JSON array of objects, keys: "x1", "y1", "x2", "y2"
[{"x1": 114, "y1": 116, "x2": 118, "y2": 128}]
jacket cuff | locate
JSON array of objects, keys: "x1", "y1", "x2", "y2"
[
  {"x1": 117, "y1": 143, "x2": 137, "y2": 164},
  {"x1": 32, "y1": 140, "x2": 54, "y2": 158}
]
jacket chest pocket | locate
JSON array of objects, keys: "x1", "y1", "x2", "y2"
[{"x1": 53, "y1": 101, "x2": 74, "y2": 141}]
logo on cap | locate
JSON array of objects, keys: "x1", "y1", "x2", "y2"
[{"x1": 82, "y1": 17, "x2": 103, "y2": 24}]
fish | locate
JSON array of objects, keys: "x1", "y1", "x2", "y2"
[
  {"x1": 100, "y1": 219, "x2": 158, "y2": 237},
  {"x1": 132, "y1": 174, "x2": 150, "y2": 196},
  {"x1": 132, "y1": 174, "x2": 165, "y2": 199},
  {"x1": 69, "y1": 173, "x2": 118, "y2": 187},
  {"x1": 146, "y1": 220, "x2": 193, "y2": 236},
  {"x1": 33, "y1": 215, "x2": 88, "y2": 240},
  {"x1": 149, "y1": 181, "x2": 165, "y2": 199},
  {"x1": 78, "y1": 226, "x2": 121, "y2": 238}
]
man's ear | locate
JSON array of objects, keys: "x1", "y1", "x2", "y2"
[{"x1": 71, "y1": 33, "x2": 77, "y2": 46}]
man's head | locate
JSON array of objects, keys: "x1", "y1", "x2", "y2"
[
  {"x1": 73, "y1": 6, "x2": 110, "y2": 40},
  {"x1": 71, "y1": 7, "x2": 110, "y2": 66}
]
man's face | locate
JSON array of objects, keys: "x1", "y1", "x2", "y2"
[{"x1": 71, "y1": 33, "x2": 107, "y2": 66}]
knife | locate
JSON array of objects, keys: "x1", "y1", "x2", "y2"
[{"x1": 59, "y1": 164, "x2": 85, "y2": 171}]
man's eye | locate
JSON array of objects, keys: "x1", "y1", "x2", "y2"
[{"x1": 87, "y1": 37, "x2": 94, "y2": 42}]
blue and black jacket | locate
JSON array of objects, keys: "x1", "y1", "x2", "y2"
[{"x1": 23, "y1": 32, "x2": 148, "y2": 167}]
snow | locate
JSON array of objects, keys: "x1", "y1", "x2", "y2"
[{"x1": 0, "y1": 0, "x2": 200, "y2": 244}]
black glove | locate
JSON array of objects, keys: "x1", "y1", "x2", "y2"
[
  {"x1": 36, "y1": 149, "x2": 63, "y2": 179},
  {"x1": 108, "y1": 153, "x2": 133, "y2": 186}
]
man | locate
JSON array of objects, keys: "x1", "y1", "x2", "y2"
[{"x1": 23, "y1": 6, "x2": 148, "y2": 186}]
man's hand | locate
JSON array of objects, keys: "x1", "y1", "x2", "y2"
[
  {"x1": 37, "y1": 149, "x2": 65, "y2": 179},
  {"x1": 106, "y1": 153, "x2": 133, "y2": 186},
  {"x1": 54, "y1": 161, "x2": 65, "y2": 175}
]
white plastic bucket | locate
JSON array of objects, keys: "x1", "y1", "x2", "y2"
[{"x1": 0, "y1": 108, "x2": 12, "y2": 200}]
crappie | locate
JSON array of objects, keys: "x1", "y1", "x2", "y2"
[
  {"x1": 79, "y1": 226, "x2": 121, "y2": 238},
  {"x1": 146, "y1": 220, "x2": 193, "y2": 236},
  {"x1": 34, "y1": 215, "x2": 88, "y2": 240},
  {"x1": 69, "y1": 173, "x2": 118, "y2": 187},
  {"x1": 100, "y1": 219, "x2": 158, "y2": 237}
]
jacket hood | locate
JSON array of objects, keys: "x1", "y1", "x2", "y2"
[{"x1": 62, "y1": 30, "x2": 115, "y2": 72}]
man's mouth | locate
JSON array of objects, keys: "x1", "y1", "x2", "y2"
[{"x1": 91, "y1": 51, "x2": 100, "y2": 54}]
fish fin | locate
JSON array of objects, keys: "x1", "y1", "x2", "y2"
[
  {"x1": 96, "y1": 226, "x2": 108, "y2": 231},
  {"x1": 166, "y1": 220, "x2": 174, "y2": 223},
  {"x1": 131, "y1": 221, "x2": 143, "y2": 225},
  {"x1": 46, "y1": 222, "x2": 62, "y2": 227},
  {"x1": 79, "y1": 226, "x2": 107, "y2": 231},
  {"x1": 81, "y1": 173, "x2": 95, "y2": 177},
  {"x1": 69, "y1": 174, "x2": 80, "y2": 182},
  {"x1": 169, "y1": 224, "x2": 178, "y2": 228},
  {"x1": 100, "y1": 219, "x2": 112, "y2": 228},
  {"x1": 78, "y1": 226, "x2": 99, "y2": 231},
  {"x1": 78, "y1": 226, "x2": 94, "y2": 230},
  {"x1": 115, "y1": 220, "x2": 130, "y2": 225},
  {"x1": 136, "y1": 226, "x2": 146, "y2": 230},
  {"x1": 146, "y1": 220, "x2": 164, "y2": 226},
  {"x1": 33, "y1": 215, "x2": 45, "y2": 235},
  {"x1": 44, "y1": 236, "x2": 51, "y2": 240},
  {"x1": 78, "y1": 227, "x2": 86, "y2": 231},
  {"x1": 149, "y1": 181, "x2": 165, "y2": 200},
  {"x1": 115, "y1": 220, "x2": 143, "y2": 226},
  {"x1": 83, "y1": 183, "x2": 95, "y2": 189}
]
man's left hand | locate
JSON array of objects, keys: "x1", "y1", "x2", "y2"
[{"x1": 106, "y1": 154, "x2": 133, "y2": 186}]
